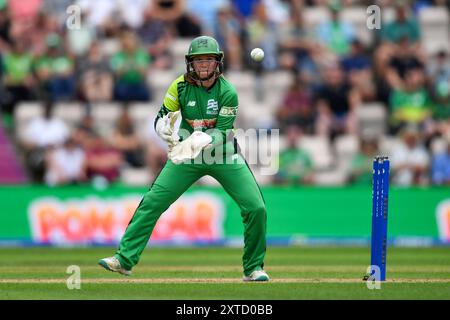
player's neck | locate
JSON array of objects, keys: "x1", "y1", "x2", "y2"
[{"x1": 196, "y1": 77, "x2": 216, "y2": 89}]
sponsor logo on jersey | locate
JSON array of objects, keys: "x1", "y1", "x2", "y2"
[
  {"x1": 206, "y1": 99, "x2": 219, "y2": 115},
  {"x1": 187, "y1": 101, "x2": 196, "y2": 107},
  {"x1": 165, "y1": 93, "x2": 176, "y2": 102},
  {"x1": 219, "y1": 106, "x2": 237, "y2": 117},
  {"x1": 187, "y1": 119, "x2": 217, "y2": 129}
]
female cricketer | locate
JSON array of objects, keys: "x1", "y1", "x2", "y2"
[{"x1": 99, "y1": 36, "x2": 269, "y2": 281}]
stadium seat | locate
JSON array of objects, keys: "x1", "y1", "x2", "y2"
[
  {"x1": 237, "y1": 95, "x2": 274, "y2": 129},
  {"x1": 227, "y1": 72, "x2": 288, "y2": 129},
  {"x1": 120, "y1": 167, "x2": 151, "y2": 186},
  {"x1": 128, "y1": 103, "x2": 159, "y2": 140},
  {"x1": 314, "y1": 169, "x2": 348, "y2": 186},
  {"x1": 90, "y1": 102, "x2": 123, "y2": 136},
  {"x1": 14, "y1": 102, "x2": 42, "y2": 124},
  {"x1": 147, "y1": 69, "x2": 177, "y2": 89},
  {"x1": 170, "y1": 39, "x2": 193, "y2": 74},
  {"x1": 99, "y1": 38, "x2": 120, "y2": 57},
  {"x1": 379, "y1": 135, "x2": 402, "y2": 157},
  {"x1": 147, "y1": 69, "x2": 177, "y2": 103},
  {"x1": 298, "y1": 135, "x2": 332, "y2": 170},
  {"x1": 303, "y1": 7, "x2": 330, "y2": 33},
  {"x1": 430, "y1": 136, "x2": 447, "y2": 155},
  {"x1": 341, "y1": 7, "x2": 375, "y2": 46},
  {"x1": 263, "y1": 71, "x2": 293, "y2": 89},
  {"x1": 14, "y1": 102, "x2": 43, "y2": 142},
  {"x1": 262, "y1": 71, "x2": 292, "y2": 109},
  {"x1": 419, "y1": 7, "x2": 450, "y2": 55},
  {"x1": 224, "y1": 71, "x2": 255, "y2": 90},
  {"x1": 54, "y1": 102, "x2": 84, "y2": 127},
  {"x1": 356, "y1": 102, "x2": 387, "y2": 137},
  {"x1": 335, "y1": 134, "x2": 359, "y2": 158},
  {"x1": 151, "y1": 88, "x2": 168, "y2": 106},
  {"x1": 381, "y1": 7, "x2": 396, "y2": 23},
  {"x1": 15, "y1": 102, "x2": 87, "y2": 142},
  {"x1": 334, "y1": 134, "x2": 359, "y2": 174}
]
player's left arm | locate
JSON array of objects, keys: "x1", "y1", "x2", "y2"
[{"x1": 208, "y1": 89, "x2": 239, "y2": 147}]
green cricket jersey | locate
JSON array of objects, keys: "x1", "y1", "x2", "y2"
[
  {"x1": 156, "y1": 74, "x2": 239, "y2": 156},
  {"x1": 3, "y1": 52, "x2": 33, "y2": 85},
  {"x1": 117, "y1": 75, "x2": 267, "y2": 275},
  {"x1": 390, "y1": 88, "x2": 432, "y2": 124}
]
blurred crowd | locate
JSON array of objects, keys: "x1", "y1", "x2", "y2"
[{"x1": 0, "y1": 0, "x2": 449, "y2": 187}]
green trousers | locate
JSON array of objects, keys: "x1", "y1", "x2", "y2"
[{"x1": 115, "y1": 154, "x2": 267, "y2": 276}]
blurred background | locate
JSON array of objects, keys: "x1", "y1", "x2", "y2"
[{"x1": 0, "y1": 0, "x2": 449, "y2": 247}]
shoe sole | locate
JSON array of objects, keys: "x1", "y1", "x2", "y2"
[
  {"x1": 98, "y1": 260, "x2": 132, "y2": 276},
  {"x1": 243, "y1": 276, "x2": 270, "y2": 282}
]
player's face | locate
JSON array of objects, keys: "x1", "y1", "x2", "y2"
[{"x1": 192, "y1": 55, "x2": 218, "y2": 80}]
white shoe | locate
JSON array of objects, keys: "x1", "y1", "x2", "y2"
[
  {"x1": 243, "y1": 269, "x2": 270, "y2": 282},
  {"x1": 98, "y1": 256, "x2": 132, "y2": 276}
]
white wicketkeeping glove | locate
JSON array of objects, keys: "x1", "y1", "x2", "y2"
[
  {"x1": 169, "y1": 131, "x2": 213, "y2": 164},
  {"x1": 155, "y1": 111, "x2": 180, "y2": 148}
]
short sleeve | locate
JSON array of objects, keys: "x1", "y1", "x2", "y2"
[{"x1": 162, "y1": 75, "x2": 184, "y2": 112}]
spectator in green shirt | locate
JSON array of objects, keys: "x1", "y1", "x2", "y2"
[
  {"x1": 111, "y1": 31, "x2": 151, "y2": 102},
  {"x1": 34, "y1": 33, "x2": 75, "y2": 101},
  {"x1": 389, "y1": 67, "x2": 433, "y2": 133},
  {"x1": 2, "y1": 40, "x2": 35, "y2": 114},
  {"x1": 273, "y1": 125, "x2": 314, "y2": 186}
]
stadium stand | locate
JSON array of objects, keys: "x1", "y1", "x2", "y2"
[{"x1": 0, "y1": 0, "x2": 449, "y2": 187}]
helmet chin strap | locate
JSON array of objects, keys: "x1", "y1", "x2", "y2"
[{"x1": 186, "y1": 60, "x2": 221, "y2": 85}]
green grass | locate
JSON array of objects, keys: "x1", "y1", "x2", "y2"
[{"x1": 0, "y1": 247, "x2": 449, "y2": 299}]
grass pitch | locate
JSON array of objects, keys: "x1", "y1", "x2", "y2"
[{"x1": 0, "y1": 246, "x2": 449, "y2": 299}]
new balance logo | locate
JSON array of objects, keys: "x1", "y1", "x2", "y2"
[{"x1": 187, "y1": 101, "x2": 196, "y2": 107}]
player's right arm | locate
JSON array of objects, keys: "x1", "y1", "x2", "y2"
[
  {"x1": 154, "y1": 75, "x2": 183, "y2": 128},
  {"x1": 154, "y1": 75, "x2": 184, "y2": 144}
]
